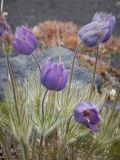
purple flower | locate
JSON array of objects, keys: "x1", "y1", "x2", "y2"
[
  {"x1": 12, "y1": 26, "x2": 37, "y2": 55},
  {"x1": 79, "y1": 22, "x2": 103, "y2": 47},
  {"x1": 92, "y1": 12, "x2": 116, "y2": 42},
  {"x1": 79, "y1": 12, "x2": 116, "y2": 47},
  {"x1": 74, "y1": 101, "x2": 100, "y2": 132},
  {"x1": 41, "y1": 59, "x2": 69, "y2": 91}
]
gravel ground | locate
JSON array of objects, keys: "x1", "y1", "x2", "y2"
[{"x1": 4, "y1": 0, "x2": 120, "y2": 35}]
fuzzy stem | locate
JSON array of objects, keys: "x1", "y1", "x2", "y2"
[
  {"x1": 22, "y1": 142, "x2": 29, "y2": 160},
  {"x1": 31, "y1": 128, "x2": 37, "y2": 160},
  {"x1": 57, "y1": 26, "x2": 62, "y2": 63},
  {"x1": 33, "y1": 53, "x2": 41, "y2": 73},
  {"x1": 89, "y1": 45, "x2": 99, "y2": 100},
  {"x1": 3, "y1": 142, "x2": 11, "y2": 160},
  {"x1": 6, "y1": 54, "x2": 21, "y2": 123},
  {"x1": 66, "y1": 115, "x2": 73, "y2": 134},
  {"x1": 107, "y1": 87, "x2": 120, "y2": 127},
  {"x1": 38, "y1": 135, "x2": 44, "y2": 160},
  {"x1": 41, "y1": 89, "x2": 48, "y2": 121},
  {"x1": 68, "y1": 43, "x2": 82, "y2": 94}
]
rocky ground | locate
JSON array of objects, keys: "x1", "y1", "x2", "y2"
[
  {"x1": 0, "y1": 0, "x2": 119, "y2": 107},
  {"x1": 0, "y1": 47, "x2": 100, "y2": 99}
]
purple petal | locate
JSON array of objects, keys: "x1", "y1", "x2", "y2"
[
  {"x1": 101, "y1": 27, "x2": 111, "y2": 42},
  {"x1": 21, "y1": 26, "x2": 32, "y2": 36},
  {"x1": 92, "y1": 12, "x2": 116, "y2": 42},
  {"x1": 12, "y1": 38, "x2": 34, "y2": 55},
  {"x1": 75, "y1": 102, "x2": 98, "y2": 112},
  {"x1": 109, "y1": 16, "x2": 116, "y2": 32},
  {"x1": 41, "y1": 60, "x2": 52, "y2": 83},
  {"x1": 58, "y1": 64, "x2": 64, "y2": 73},
  {"x1": 74, "y1": 110, "x2": 89, "y2": 126},
  {"x1": 79, "y1": 22, "x2": 102, "y2": 47},
  {"x1": 74, "y1": 101, "x2": 100, "y2": 132},
  {"x1": 88, "y1": 109, "x2": 100, "y2": 125},
  {"x1": 87, "y1": 123, "x2": 99, "y2": 132},
  {"x1": 25, "y1": 31, "x2": 37, "y2": 49},
  {"x1": 42, "y1": 63, "x2": 62, "y2": 90},
  {"x1": 92, "y1": 12, "x2": 109, "y2": 22},
  {"x1": 41, "y1": 60, "x2": 68, "y2": 91},
  {"x1": 15, "y1": 27, "x2": 24, "y2": 38},
  {"x1": 55, "y1": 70, "x2": 69, "y2": 91}
]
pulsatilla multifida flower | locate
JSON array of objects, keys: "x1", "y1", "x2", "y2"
[
  {"x1": 92, "y1": 12, "x2": 116, "y2": 43},
  {"x1": 79, "y1": 12, "x2": 116, "y2": 47},
  {"x1": 74, "y1": 101, "x2": 100, "y2": 132},
  {"x1": 12, "y1": 26, "x2": 37, "y2": 55},
  {"x1": 41, "y1": 59, "x2": 69, "y2": 91}
]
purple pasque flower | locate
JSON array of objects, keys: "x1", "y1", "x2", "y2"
[
  {"x1": 79, "y1": 22, "x2": 103, "y2": 47},
  {"x1": 92, "y1": 12, "x2": 116, "y2": 42},
  {"x1": 79, "y1": 12, "x2": 116, "y2": 47},
  {"x1": 74, "y1": 101, "x2": 100, "y2": 132},
  {"x1": 41, "y1": 59, "x2": 69, "y2": 91},
  {"x1": 12, "y1": 26, "x2": 37, "y2": 55}
]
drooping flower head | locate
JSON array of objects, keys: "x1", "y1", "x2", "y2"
[
  {"x1": 74, "y1": 101, "x2": 100, "y2": 132},
  {"x1": 12, "y1": 26, "x2": 37, "y2": 55},
  {"x1": 79, "y1": 12, "x2": 116, "y2": 47},
  {"x1": 41, "y1": 59, "x2": 69, "y2": 91},
  {"x1": 92, "y1": 12, "x2": 116, "y2": 42}
]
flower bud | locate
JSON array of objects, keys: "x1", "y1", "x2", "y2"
[
  {"x1": 12, "y1": 26, "x2": 37, "y2": 55},
  {"x1": 41, "y1": 59, "x2": 69, "y2": 91},
  {"x1": 92, "y1": 12, "x2": 116, "y2": 42},
  {"x1": 79, "y1": 12, "x2": 116, "y2": 47}
]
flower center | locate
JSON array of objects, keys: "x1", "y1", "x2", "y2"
[{"x1": 83, "y1": 109, "x2": 93, "y2": 122}]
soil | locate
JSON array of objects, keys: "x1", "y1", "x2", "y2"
[{"x1": 4, "y1": 0, "x2": 120, "y2": 35}]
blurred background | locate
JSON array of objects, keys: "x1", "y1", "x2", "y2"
[{"x1": 4, "y1": 0, "x2": 120, "y2": 34}]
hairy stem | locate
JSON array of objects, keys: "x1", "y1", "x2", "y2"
[
  {"x1": 6, "y1": 54, "x2": 21, "y2": 123},
  {"x1": 68, "y1": 43, "x2": 82, "y2": 94},
  {"x1": 57, "y1": 26, "x2": 62, "y2": 63},
  {"x1": 3, "y1": 142, "x2": 11, "y2": 160},
  {"x1": 22, "y1": 142, "x2": 29, "y2": 160},
  {"x1": 107, "y1": 87, "x2": 120, "y2": 126},
  {"x1": 41, "y1": 89, "x2": 48, "y2": 121},
  {"x1": 31, "y1": 128, "x2": 37, "y2": 160},
  {"x1": 33, "y1": 53, "x2": 41, "y2": 73},
  {"x1": 66, "y1": 115, "x2": 73, "y2": 134},
  {"x1": 89, "y1": 45, "x2": 99, "y2": 100}
]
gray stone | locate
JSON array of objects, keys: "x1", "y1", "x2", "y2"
[{"x1": 0, "y1": 47, "x2": 101, "y2": 100}]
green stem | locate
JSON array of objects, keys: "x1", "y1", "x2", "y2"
[
  {"x1": 89, "y1": 45, "x2": 99, "y2": 101},
  {"x1": 22, "y1": 142, "x2": 29, "y2": 160},
  {"x1": 31, "y1": 128, "x2": 37, "y2": 160},
  {"x1": 3, "y1": 142, "x2": 11, "y2": 160},
  {"x1": 33, "y1": 53, "x2": 41, "y2": 73},
  {"x1": 107, "y1": 87, "x2": 120, "y2": 127},
  {"x1": 6, "y1": 54, "x2": 21, "y2": 123},
  {"x1": 57, "y1": 26, "x2": 62, "y2": 63},
  {"x1": 68, "y1": 43, "x2": 82, "y2": 94},
  {"x1": 39, "y1": 135, "x2": 44, "y2": 160},
  {"x1": 66, "y1": 115, "x2": 73, "y2": 134},
  {"x1": 41, "y1": 89, "x2": 48, "y2": 121}
]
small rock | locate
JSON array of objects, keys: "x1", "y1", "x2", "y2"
[{"x1": 0, "y1": 47, "x2": 100, "y2": 100}]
